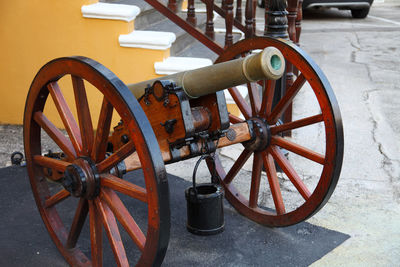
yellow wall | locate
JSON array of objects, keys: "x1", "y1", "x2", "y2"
[{"x1": 0, "y1": 0, "x2": 168, "y2": 125}]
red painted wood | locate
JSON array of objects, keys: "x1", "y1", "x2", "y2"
[
  {"x1": 33, "y1": 111, "x2": 76, "y2": 159},
  {"x1": 186, "y1": 0, "x2": 197, "y2": 26},
  {"x1": 167, "y1": 0, "x2": 178, "y2": 13},
  {"x1": 101, "y1": 188, "x2": 146, "y2": 251},
  {"x1": 262, "y1": 151, "x2": 285, "y2": 215},
  {"x1": 223, "y1": 149, "x2": 252, "y2": 184},
  {"x1": 72, "y1": 75, "x2": 94, "y2": 156},
  {"x1": 100, "y1": 174, "x2": 148, "y2": 203},
  {"x1": 270, "y1": 114, "x2": 324, "y2": 134},
  {"x1": 259, "y1": 79, "x2": 276, "y2": 117},
  {"x1": 95, "y1": 198, "x2": 129, "y2": 267},
  {"x1": 44, "y1": 189, "x2": 70, "y2": 208},
  {"x1": 249, "y1": 152, "x2": 262, "y2": 208},
  {"x1": 268, "y1": 73, "x2": 306, "y2": 124},
  {"x1": 66, "y1": 198, "x2": 89, "y2": 249},
  {"x1": 205, "y1": 0, "x2": 215, "y2": 39},
  {"x1": 270, "y1": 145, "x2": 311, "y2": 200},
  {"x1": 224, "y1": 0, "x2": 234, "y2": 47},
  {"x1": 48, "y1": 82, "x2": 83, "y2": 154},
  {"x1": 245, "y1": 0, "x2": 254, "y2": 38},
  {"x1": 96, "y1": 141, "x2": 135, "y2": 173},
  {"x1": 228, "y1": 87, "x2": 251, "y2": 119},
  {"x1": 92, "y1": 97, "x2": 113, "y2": 163},
  {"x1": 271, "y1": 136, "x2": 325, "y2": 165},
  {"x1": 89, "y1": 200, "x2": 103, "y2": 267}
]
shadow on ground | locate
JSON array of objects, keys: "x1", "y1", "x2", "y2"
[{"x1": 0, "y1": 166, "x2": 349, "y2": 266}]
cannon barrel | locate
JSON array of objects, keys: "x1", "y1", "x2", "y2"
[{"x1": 128, "y1": 47, "x2": 285, "y2": 99}]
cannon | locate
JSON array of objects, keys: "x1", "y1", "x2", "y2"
[{"x1": 23, "y1": 37, "x2": 343, "y2": 266}]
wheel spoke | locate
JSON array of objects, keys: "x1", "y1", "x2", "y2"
[
  {"x1": 247, "y1": 82, "x2": 261, "y2": 116},
  {"x1": 259, "y1": 79, "x2": 276, "y2": 117},
  {"x1": 48, "y1": 82, "x2": 83, "y2": 154},
  {"x1": 100, "y1": 174, "x2": 147, "y2": 203},
  {"x1": 95, "y1": 198, "x2": 129, "y2": 267},
  {"x1": 66, "y1": 198, "x2": 89, "y2": 249},
  {"x1": 33, "y1": 155, "x2": 70, "y2": 173},
  {"x1": 224, "y1": 149, "x2": 252, "y2": 184},
  {"x1": 44, "y1": 189, "x2": 70, "y2": 208},
  {"x1": 270, "y1": 114, "x2": 324, "y2": 135},
  {"x1": 92, "y1": 97, "x2": 113, "y2": 163},
  {"x1": 249, "y1": 152, "x2": 262, "y2": 208},
  {"x1": 271, "y1": 136, "x2": 325, "y2": 165},
  {"x1": 270, "y1": 145, "x2": 311, "y2": 200},
  {"x1": 228, "y1": 87, "x2": 251, "y2": 119},
  {"x1": 89, "y1": 200, "x2": 103, "y2": 267},
  {"x1": 72, "y1": 75, "x2": 94, "y2": 156},
  {"x1": 262, "y1": 151, "x2": 285, "y2": 215},
  {"x1": 33, "y1": 111, "x2": 77, "y2": 159},
  {"x1": 101, "y1": 188, "x2": 146, "y2": 251},
  {"x1": 268, "y1": 73, "x2": 306, "y2": 124},
  {"x1": 229, "y1": 113, "x2": 244, "y2": 124},
  {"x1": 97, "y1": 141, "x2": 135, "y2": 173}
]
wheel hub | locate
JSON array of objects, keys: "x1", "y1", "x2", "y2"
[
  {"x1": 244, "y1": 117, "x2": 271, "y2": 152},
  {"x1": 62, "y1": 158, "x2": 100, "y2": 199}
]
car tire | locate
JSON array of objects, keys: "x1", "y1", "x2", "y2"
[
  {"x1": 257, "y1": 0, "x2": 265, "y2": 8},
  {"x1": 351, "y1": 7, "x2": 370, "y2": 18}
]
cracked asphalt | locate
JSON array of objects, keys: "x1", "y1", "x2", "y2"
[{"x1": 0, "y1": 0, "x2": 399, "y2": 265}]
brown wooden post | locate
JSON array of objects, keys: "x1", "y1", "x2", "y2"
[
  {"x1": 205, "y1": 0, "x2": 215, "y2": 39},
  {"x1": 186, "y1": 0, "x2": 197, "y2": 26},
  {"x1": 236, "y1": 0, "x2": 243, "y2": 24},
  {"x1": 167, "y1": 0, "x2": 178, "y2": 13},
  {"x1": 264, "y1": 0, "x2": 288, "y2": 38},
  {"x1": 284, "y1": 0, "x2": 299, "y2": 134},
  {"x1": 264, "y1": 0, "x2": 292, "y2": 135},
  {"x1": 245, "y1": 0, "x2": 254, "y2": 38},
  {"x1": 295, "y1": 0, "x2": 303, "y2": 45},
  {"x1": 224, "y1": 0, "x2": 234, "y2": 47},
  {"x1": 252, "y1": 0, "x2": 257, "y2": 32},
  {"x1": 287, "y1": 0, "x2": 298, "y2": 43}
]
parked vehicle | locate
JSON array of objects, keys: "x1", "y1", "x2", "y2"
[{"x1": 258, "y1": 0, "x2": 374, "y2": 19}]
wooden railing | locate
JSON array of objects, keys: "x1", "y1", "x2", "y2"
[{"x1": 143, "y1": 0, "x2": 303, "y2": 56}]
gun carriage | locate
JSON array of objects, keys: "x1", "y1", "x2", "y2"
[{"x1": 23, "y1": 37, "x2": 343, "y2": 266}]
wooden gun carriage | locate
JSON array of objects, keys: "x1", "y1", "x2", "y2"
[{"x1": 23, "y1": 37, "x2": 343, "y2": 266}]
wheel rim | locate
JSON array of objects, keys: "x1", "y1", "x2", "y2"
[
  {"x1": 23, "y1": 57, "x2": 170, "y2": 266},
  {"x1": 213, "y1": 37, "x2": 343, "y2": 226}
]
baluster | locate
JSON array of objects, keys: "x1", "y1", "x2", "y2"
[
  {"x1": 264, "y1": 0, "x2": 292, "y2": 135},
  {"x1": 224, "y1": 0, "x2": 234, "y2": 47},
  {"x1": 168, "y1": 0, "x2": 178, "y2": 13},
  {"x1": 284, "y1": 0, "x2": 298, "y2": 135},
  {"x1": 245, "y1": 0, "x2": 254, "y2": 38},
  {"x1": 295, "y1": 0, "x2": 303, "y2": 45},
  {"x1": 264, "y1": 0, "x2": 288, "y2": 38},
  {"x1": 236, "y1": 0, "x2": 243, "y2": 24},
  {"x1": 205, "y1": 0, "x2": 215, "y2": 39},
  {"x1": 252, "y1": 0, "x2": 256, "y2": 31},
  {"x1": 221, "y1": 0, "x2": 226, "y2": 11},
  {"x1": 186, "y1": 0, "x2": 197, "y2": 26},
  {"x1": 287, "y1": 0, "x2": 298, "y2": 43}
]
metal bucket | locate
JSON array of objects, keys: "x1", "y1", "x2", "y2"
[
  {"x1": 185, "y1": 154, "x2": 225, "y2": 235},
  {"x1": 185, "y1": 183, "x2": 224, "y2": 235}
]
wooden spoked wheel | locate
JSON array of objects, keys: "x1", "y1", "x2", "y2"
[
  {"x1": 24, "y1": 57, "x2": 170, "y2": 266},
  {"x1": 213, "y1": 37, "x2": 343, "y2": 226}
]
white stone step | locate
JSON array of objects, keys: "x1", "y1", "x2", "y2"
[
  {"x1": 81, "y1": 2, "x2": 140, "y2": 22},
  {"x1": 119, "y1": 31, "x2": 176, "y2": 50},
  {"x1": 154, "y1": 57, "x2": 213, "y2": 75}
]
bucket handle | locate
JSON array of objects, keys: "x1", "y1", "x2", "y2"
[{"x1": 191, "y1": 154, "x2": 218, "y2": 199}]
